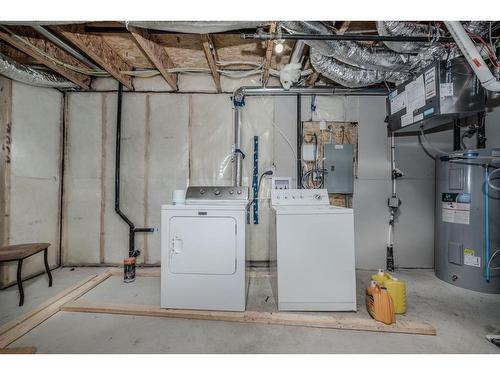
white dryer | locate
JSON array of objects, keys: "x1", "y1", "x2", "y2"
[
  {"x1": 270, "y1": 189, "x2": 356, "y2": 311},
  {"x1": 161, "y1": 186, "x2": 249, "y2": 311}
]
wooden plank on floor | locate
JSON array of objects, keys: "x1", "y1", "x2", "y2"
[
  {"x1": 0, "y1": 346, "x2": 36, "y2": 354},
  {"x1": 108, "y1": 267, "x2": 160, "y2": 277},
  {"x1": 107, "y1": 268, "x2": 271, "y2": 278},
  {"x1": 0, "y1": 274, "x2": 97, "y2": 336},
  {"x1": 0, "y1": 271, "x2": 112, "y2": 348},
  {"x1": 60, "y1": 301, "x2": 436, "y2": 336}
]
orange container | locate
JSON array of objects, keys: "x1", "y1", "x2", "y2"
[{"x1": 365, "y1": 282, "x2": 396, "y2": 325}]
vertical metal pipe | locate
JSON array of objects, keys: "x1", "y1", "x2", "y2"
[
  {"x1": 453, "y1": 119, "x2": 461, "y2": 151},
  {"x1": 233, "y1": 107, "x2": 243, "y2": 187},
  {"x1": 297, "y1": 95, "x2": 302, "y2": 188},
  {"x1": 485, "y1": 166, "x2": 491, "y2": 282},
  {"x1": 290, "y1": 40, "x2": 306, "y2": 64},
  {"x1": 390, "y1": 132, "x2": 396, "y2": 196},
  {"x1": 477, "y1": 112, "x2": 486, "y2": 149}
]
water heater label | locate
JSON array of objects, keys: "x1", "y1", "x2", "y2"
[
  {"x1": 464, "y1": 248, "x2": 481, "y2": 268},
  {"x1": 441, "y1": 193, "x2": 470, "y2": 225}
]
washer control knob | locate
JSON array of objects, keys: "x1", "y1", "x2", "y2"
[
  {"x1": 237, "y1": 190, "x2": 242, "y2": 195},
  {"x1": 200, "y1": 188, "x2": 205, "y2": 195},
  {"x1": 214, "y1": 189, "x2": 221, "y2": 196},
  {"x1": 229, "y1": 190, "x2": 234, "y2": 195},
  {"x1": 314, "y1": 194, "x2": 322, "y2": 200}
]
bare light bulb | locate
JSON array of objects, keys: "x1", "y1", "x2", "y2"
[{"x1": 274, "y1": 42, "x2": 284, "y2": 54}]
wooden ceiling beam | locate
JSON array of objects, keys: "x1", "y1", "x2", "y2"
[
  {"x1": 307, "y1": 72, "x2": 320, "y2": 88},
  {"x1": 337, "y1": 21, "x2": 352, "y2": 35},
  {"x1": 128, "y1": 26, "x2": 178, "y2": 91},
  {"x1": 0, "y1": 28, "x2": 91, "y2": 89},
  {"x1": 52, "y1": 25, "x2": 134, "y2": 90},
  {"x1": 262, "y1": 22, "x2": 277, "y2": 86},
  {"x1": 201, "y1": 34, "x2": 221, "y2": 93}
]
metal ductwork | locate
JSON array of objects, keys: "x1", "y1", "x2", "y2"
[
  {"x1": 280, "y1": 21, "x2": 415, "y2": 72},
  {"x1": 0, "y1": 52, "x2": 78, "y2": 89},
  {"x1": 309, "y1": 49, "x2": 409, "y2": 88},
  {"x1": 376, "y1": 21, "x2": 443, "y2": 54},
  {"x1": 462, "y1": 21, "x2": 490, "y2": 37}
]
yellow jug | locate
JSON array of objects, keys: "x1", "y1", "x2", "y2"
[
  {"x1": 371, "y1": 269, "x2": 390, "y2": 285},
  {"x1": 384, "y1": 276, "x2": 407, "y2": 314},
  {"x1": 370, "y1": 270, "x2": 407, "y2": 314}
]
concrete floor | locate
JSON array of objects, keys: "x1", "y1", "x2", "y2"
[{"x1": 1, "y1": 267, "x2": 499, "y2": 353}]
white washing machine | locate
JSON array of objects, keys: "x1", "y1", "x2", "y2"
[
  {"x1": 270, "y1": 189, "x2": 356, "y2": 311},
  {"x1": 161, "y1": 186, "x2": 249, "y2": 311}
]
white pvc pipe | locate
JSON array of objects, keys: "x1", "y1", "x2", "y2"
[{"x1": 445, "y1": 21, "x2": 500, "y2": 92}]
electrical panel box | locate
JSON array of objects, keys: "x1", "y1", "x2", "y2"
[
  {"x1": 387, "y1": 57, "x2": 485, "y2": 134},
  {"x1": 324, "y1": 144, "x2": 353, "y2": 194}
]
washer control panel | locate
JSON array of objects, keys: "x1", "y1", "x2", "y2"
[
  {"x1": 271, "y1": 189, "x2": 329, "y2": 206},
  {"x1": 185, "y1": 186, "x2": 249, "y2": 202}
]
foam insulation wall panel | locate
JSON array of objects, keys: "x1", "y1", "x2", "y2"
[
  {"x1": 145, "y1": 94, "x2": 189, "y2": 263},
  {"x1": 64, "y1": 93, "x2": 190, "y2": 265},
  {"x1": 63, "y1": 84, "x2": 450, "y2": 268},
  {"x1": 241, "y1": 97, "x2": 275, "y2": 261},
  {"x1": 63, "y1": 93, "x2": 102, "y2": 264},
  {"x1": 1, "y1": 81, "x2": 61, "y2": 286},
  {"x1": 190, "y1": 94, "x2": 233, "y2": 186}
]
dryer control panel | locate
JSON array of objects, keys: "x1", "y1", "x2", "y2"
[{"x1": 271, "y1": 189, "x2": 329, "y2": 206}]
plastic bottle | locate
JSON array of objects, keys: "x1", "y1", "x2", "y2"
[
  {"x1": 370, "y1": 270, "x2": 407, "y2": 314},
  {"x1": 365, "y1": 281, "x2": 396, "y2": 325},
  {"x1": 384, "y1": 276, "x2": 407, "y2": 314},
  {"x1": 371, "y1": 269, "x2": 390, "y2": 285}
]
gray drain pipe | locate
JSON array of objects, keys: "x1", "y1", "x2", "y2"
[{"x1": 231, "y1": 86, "x2": 387, "y2": 187}]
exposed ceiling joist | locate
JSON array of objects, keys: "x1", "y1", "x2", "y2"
[
  {"x1": 201, "y1": 34, "x2": 221, "y2": 92},
  {"x1": 52, "y1": 25, "x2": 134, "y2": 90},
  {"x1": 0, "y1": 27, "x2": 91, "y2": 89},
  {"x1": 128, "y1": 26, "x2": 178, "y2": 90},
  {"x1": 307, "y1": 72, "x2": 320, "y2": 87},
  {"x1": 262, "y1": 22, "x2": 277, "y2": 86},
  {"x1": 337, "y1": 21, "x2": 352, "y2": 35}
]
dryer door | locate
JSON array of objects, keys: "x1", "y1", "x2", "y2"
[{"x1": 168, "y1": 216, "x2": 237, "y2": 275}]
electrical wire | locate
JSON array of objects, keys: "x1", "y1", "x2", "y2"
[
  {"x1": 487, "y1": 167, "x2": 500, "y2": 192},
  {"x1": 272, "y1": 122, "x2": 297, "y2": 160},
  {"x1": 419, "y1": 127, "x2": 449, "y2": 158},
  {"x1": 487, "y1": 248, "x2": 500, "y2": 271}
]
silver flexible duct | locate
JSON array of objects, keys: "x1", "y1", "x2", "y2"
[
  {"x1": 126, "y1": 21, "x2": 268, "y2": 34},
  {"x1": 376, "y1": 21, "x2": 443, "y2": 53},
  {"x1": 0, "y1": 52, "x2": 78, "y2": 89},
  {"x1": 309, "y1": 49, "x2": 409, "y2": 88},
  {"x1": 280, "y1": 21, "x2": 415, "y2": 72},
  {"x1": 376, "y1": 21, "x2": 489, "y2": 69},
  {"x1": 463, "y1": 21, "x2": 490, "y2": 37}
]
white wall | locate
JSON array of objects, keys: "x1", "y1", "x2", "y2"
[
  {"x1": 56, "y1": 75, "x2": 500, "y2": 270},
  {"x1": 1, "y1": 81, "x2": 62, "y2": 285}
]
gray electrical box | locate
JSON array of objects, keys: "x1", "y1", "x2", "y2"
[{"x1": 324, "y1": 144, "x2": 353, "y2": 194}]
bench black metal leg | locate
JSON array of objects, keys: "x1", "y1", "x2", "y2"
[
  {"x1": 44, "y1": 248, "x2": 52, "y2": 287},
  {"x1": 17, "y1": 258, "x2": 24, "y2": 306}
]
